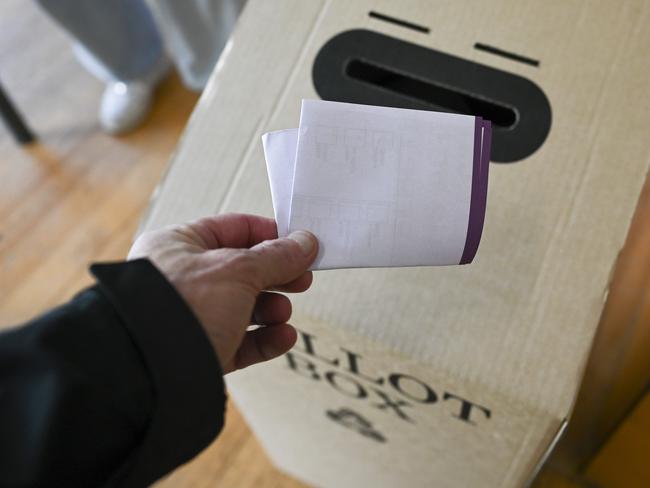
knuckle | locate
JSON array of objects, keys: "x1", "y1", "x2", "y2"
[
  {"x1": 129, "y1": 229, "x2": 169, "y2": 257},
  {"x1": 225, "y1": 249, "x2": 259, "y2": 275},
  {"x1": 203, "y1": 249, "x2": 263, "y2": 292}
]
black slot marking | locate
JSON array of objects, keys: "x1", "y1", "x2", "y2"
[
  {"x1": 474, "y1": 43, "x2": 539, "y2": 67},
  {"x1": 368, "y1": 11, "x2": 430, "y2": 34}
]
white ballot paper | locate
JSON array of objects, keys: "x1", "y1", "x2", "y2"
[{"x1": 262, "y1": 100, "x2": 491, "y2": 270}]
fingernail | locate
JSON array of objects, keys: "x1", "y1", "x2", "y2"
[{"x1": 288, "y1": 230, "x2": 315, "y2": 256}]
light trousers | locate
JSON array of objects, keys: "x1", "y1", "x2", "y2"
[{"x1": 37, "y1": 0, "x2": 246, "y2": 90}]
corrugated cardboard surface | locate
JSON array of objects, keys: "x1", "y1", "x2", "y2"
[{"x1": 141, "y1": 1, "x2": 650, "y2": 486}]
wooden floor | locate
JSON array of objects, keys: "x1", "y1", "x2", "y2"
[{"x1": 0, "y1": 2, "x2": 647, "y2": 487}]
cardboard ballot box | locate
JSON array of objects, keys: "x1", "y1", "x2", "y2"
[{"x1": 140, "y1": 1, "x2": 650, "y2": 486}]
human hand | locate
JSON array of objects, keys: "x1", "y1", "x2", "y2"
[{"x1": 128, "y1": 213, "x2": 318, "y2": 374}]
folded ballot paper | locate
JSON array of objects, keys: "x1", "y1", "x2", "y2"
[{"x1": 262, "y1": 100, "x2": 491, "y2": 270}]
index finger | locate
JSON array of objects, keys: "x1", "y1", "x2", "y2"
[{"x1": 189, "y1": 213, "x2": 278, "y2": 249}]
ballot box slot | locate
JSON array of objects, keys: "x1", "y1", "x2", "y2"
[
  {"x1": 346, "y1": 58, "x2": 517, "y2": 129},
  {"x1": 312, "y1": 29, "x2": 552, "y2": 163}
]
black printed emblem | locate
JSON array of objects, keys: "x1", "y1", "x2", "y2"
[{"x1": 326, "y1": 407, "x2": 387, "y2": 443}]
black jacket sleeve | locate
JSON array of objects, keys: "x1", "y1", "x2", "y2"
[{"x1": 0, "y1": 259, "x2": 226, "y2": 488}]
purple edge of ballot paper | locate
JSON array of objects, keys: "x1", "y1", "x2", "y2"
[
  {"x1": 459, "y1": 117, "x2": 492, "y2": 265},
  {"x1": 263, "y1": 112, "x2": 492, "y2": 268}
]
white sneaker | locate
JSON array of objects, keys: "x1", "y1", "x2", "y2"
[
  {"x1": 99, "y1": 81, "x2": 154, "y2": 135},
  {"x1": 99, "y1": 55, "x2": 171, "y2": 135}
]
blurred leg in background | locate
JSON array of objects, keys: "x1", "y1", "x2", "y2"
[
  {"x1": 36, "y1": 0, "x2": 169, "y2": 134},
  {"x1": 35, "y1": 0, "x2": 247, "y2": 135},
  {"x1": 151, "y1": 0, "x2": 247, "y2": 91}
]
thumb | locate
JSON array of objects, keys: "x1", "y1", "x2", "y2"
[{"x1": 248, "y1": 230, "x2": 318, "y2": 288}]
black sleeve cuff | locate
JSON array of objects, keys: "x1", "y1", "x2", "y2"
[{"x1": 90, "y1": 259, "x2": 226, "y2": 487}]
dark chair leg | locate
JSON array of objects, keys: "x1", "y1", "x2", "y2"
[{"x1": 0, "y1": 79, "x2": 36, "y2": 144}]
